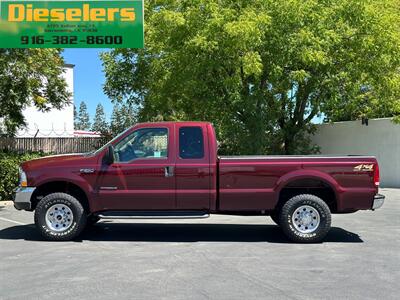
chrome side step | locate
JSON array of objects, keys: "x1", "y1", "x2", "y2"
[{"x1": 97, "y1": 210, "x2": 210, "y2": 219}]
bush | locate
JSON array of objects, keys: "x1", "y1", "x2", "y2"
[{"x1": 0, "y1": 151, "x2": 44, "y2": 201}]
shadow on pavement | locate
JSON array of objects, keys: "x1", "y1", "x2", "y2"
[{"x1": 0, "y1": 222, "x2": 363, "y2": 243}]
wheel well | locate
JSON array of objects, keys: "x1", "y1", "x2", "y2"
[
  {"x1": 277, "y1": 178, "x2": 337, "y2": 212},
  {"x1": 31, "y1": 181, "x2": 90, "y2": 212}
]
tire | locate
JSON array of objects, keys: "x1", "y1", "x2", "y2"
[
  {"x1": 279, "y1": 194, "x2": 331, "y2": 243},
  {"x1": 87, "y1": 215, "x2": 100, "y2": 226},
  {"x1": 34, "y1": 193, "x2": 87, "y2": 241},
  {"x1": 270, "y1": 212, "x2": 280, "y2": 226}
]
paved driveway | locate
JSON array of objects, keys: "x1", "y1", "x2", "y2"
[{"x1": 0, "y1": 188, "x2": 399, "y2": 300}]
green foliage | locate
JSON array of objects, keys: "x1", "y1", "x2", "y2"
[
  {"x1": 91, "y1": 103, "x2": 109, "y2": 135},
  {"x1": 0, "y1": 49, "x2": 70, "y2": 135},
  {"x1": 110, "y1": 103, "x2": 137, "y2": 135},
  {"x1": 102, "y1": 0, "x2": 400, "y2": 154},
  {"x1": 73, "y1": 105, "x2": 78, "y2": 129},
  {"x1": 0, "y1": 151, "x2": 43, "y2": 201},
  {"x1": 75, "y1": 101, "x2": 91, "y2": 131}
]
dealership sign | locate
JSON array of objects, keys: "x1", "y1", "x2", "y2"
[{"x1": 0, "y1": 0, "x2": 144, "y2": 48}]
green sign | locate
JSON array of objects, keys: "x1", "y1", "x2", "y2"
[{"x1": 0, "y1": 0, "x2": 144, "y2": 48}]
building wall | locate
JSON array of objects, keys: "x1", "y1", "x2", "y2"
[
  {"x1": 16, "y1": 65, "x2": 74, "y2": 137},
  {"x1": 311, "y1": 118, "x2": 400, "y2": 188}
]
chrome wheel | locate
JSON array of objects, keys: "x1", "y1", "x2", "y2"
[
  {"x1": 292, "y1": 205, "x2": 320, "y2": 234},
  {"x1": 45, "y1": 204, "x2": 74, "y2": 232}
]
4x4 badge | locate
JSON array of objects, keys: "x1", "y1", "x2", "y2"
[{"x1": 354, "y1": 164, "x2": 374, "y2": 171}]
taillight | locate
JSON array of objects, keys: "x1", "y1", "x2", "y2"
[{"x1": 374, "y1": 164, "x2": 380, "y2": 187}]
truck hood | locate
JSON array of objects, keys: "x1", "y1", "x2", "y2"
[{"x1": 21, "y1": 153, "x2": 94, "y2": 172}]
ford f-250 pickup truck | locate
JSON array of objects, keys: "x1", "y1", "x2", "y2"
[{"x1": 13, "y1": 121, "x2": 385, "y2": 242}]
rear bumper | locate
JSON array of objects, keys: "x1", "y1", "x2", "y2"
[
  {"x1": 13, "y1": 187, "x2": 35, "y2": 210},
  {"x1": 372, "y1": 194, "x2": 385, "y2": 210}
]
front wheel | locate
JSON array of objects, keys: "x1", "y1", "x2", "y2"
[
  {"x1": 279, "y1": 194, "x2": 331, "y2": 243},
  {"x1": 34, "y1": 193, "x2": 87, "y2": 241}
]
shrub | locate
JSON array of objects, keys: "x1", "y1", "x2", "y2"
[{"x1": 0, "y1": 151, "x2": 44, "y2": 201}]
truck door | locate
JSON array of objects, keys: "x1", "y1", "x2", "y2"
[
  {"x1": 175, "y1": 124, "x2": 211, "y2": 210},
  {"x1": 96, "y1": 124, "x2": 176, "y2": 210}
]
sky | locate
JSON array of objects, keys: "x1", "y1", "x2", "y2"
[{"x1": 62, "y1": 49, "x2": 113, "y2": 120}]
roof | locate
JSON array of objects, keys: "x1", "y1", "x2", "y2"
[
  {"x1": 135, "y1": 121, "x2": 212, "y2": 126},
  {"x1": 74, "y1": 130, "x2": 101, "y2": 137}
]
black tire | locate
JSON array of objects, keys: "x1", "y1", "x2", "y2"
[
  {"x1": 34, "y1": 193, "x2": 87, "y2": 241},
  {"x1": 279, "y1": 194, "x2": 331, "y2": 243},
  {"x1": 270, "y1": 212, "x2": 280, "y2": 226},
  {"x1": 87, "y1": 215, "x2": 100, "y2": 226}
]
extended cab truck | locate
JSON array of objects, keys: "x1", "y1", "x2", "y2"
[{"x1": 13, "y1": 122, "x2": 385, "y2": 242}]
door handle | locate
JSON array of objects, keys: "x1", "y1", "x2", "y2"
[{"x1": 164, "y1": 166, "x2": 174, "y2": 177}]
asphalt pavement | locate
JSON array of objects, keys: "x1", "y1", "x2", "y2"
[{"x1": 0, "y1": 188, "x2": 399, "y2": 300}]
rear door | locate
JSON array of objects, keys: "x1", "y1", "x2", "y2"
[{"x1": 175, "y1": 124, "x2": 211, "y2": 210}]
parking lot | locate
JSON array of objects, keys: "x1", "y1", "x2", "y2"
[{"x1": 0, "y1": 188, "x2": 398, "y2": 300}]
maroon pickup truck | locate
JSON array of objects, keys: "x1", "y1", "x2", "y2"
[{"x1": 13, "y1": 121, "x2": 384, "y2": 242}]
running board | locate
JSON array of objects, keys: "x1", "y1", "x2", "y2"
[{"x1": 97, "y1": 211, "x2": 210, "y2": 219}]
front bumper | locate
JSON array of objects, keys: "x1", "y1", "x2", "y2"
[
  {"x1": 372, "y1": 194, "x2": 385, "y2": 210},
  {"x1": 13, "y1": 187, "x2": 36, "y2": 210}
]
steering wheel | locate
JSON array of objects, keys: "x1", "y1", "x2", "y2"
[
  {"x1": 117, "y1": 143, "x2": 137, "y2": 162},
  {"x1": 126, "y1": 143, "x2": 137, "y2": 159}
]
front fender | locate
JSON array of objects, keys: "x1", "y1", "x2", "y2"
[{"x1": 32, "y1": 173, "x2": 93, "y2": 209}]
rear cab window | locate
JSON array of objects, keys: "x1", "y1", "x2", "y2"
[{"x1": 179, "y1": 127, "x2": 204, "y2": 159}]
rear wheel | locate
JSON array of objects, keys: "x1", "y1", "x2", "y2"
[
  {"x1": 279, "y1": 194, "x2": 331, "y2": 243},
  {"x1": 34, "y1": 193, "x2": 87, "y2": 241}
]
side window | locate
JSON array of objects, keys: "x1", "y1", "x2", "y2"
[
  {"x1": 114, "y1": 128, "x2": 168, "y2": 162},
  {"x1": 179, "y1": 127, "x2": 204, "y2": 159}
]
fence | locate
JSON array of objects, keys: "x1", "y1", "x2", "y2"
[{"x1": 0, "y1": 137, "x2": 109, "y2": 154}]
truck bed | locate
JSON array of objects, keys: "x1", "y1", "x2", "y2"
[{"x1": 218, "y1": 155, "x2": 378, "y2": 212}]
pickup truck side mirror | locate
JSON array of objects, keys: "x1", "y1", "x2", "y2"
[{"x1": 103, "y1": 145, "x2": 115, "y2": 165}]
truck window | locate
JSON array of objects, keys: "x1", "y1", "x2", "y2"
[
  {"x1": 114, "y1": 128, "x2": 168, "y2": 162},
  {"x1": 179, "y1": 127, "x2": 204, "y2": 159}
]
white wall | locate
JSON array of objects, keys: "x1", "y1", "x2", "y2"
[
  {"x1": 16, "y1": 65, "x2": 74, "y2": 137},
  {"x1": 311, "y1": 118, "x2": 400, "y2": 187}
]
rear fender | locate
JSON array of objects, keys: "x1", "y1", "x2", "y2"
[{"x1": 273, "y1": 169, "x2": 340, "y2": 204}]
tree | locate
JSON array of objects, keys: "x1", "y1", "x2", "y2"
[
  {"x1": 0, "y1": 49, "x2": 70, "y2": 135},
  {"x1": 91, "y1": 103, "x2": 109, "y2": 134},
  {"x1": 73, "y1": 105, "x2": 79, "y2": 130},
  {"x1": 75, "y1": 101, "x2": 91, "y2": 130},
  {"x1": 102, "y1": 0, "x2": 400, "y2": 154},
  {"x1": 110, "y1": 103, "x2": 137, "y2": 135}
]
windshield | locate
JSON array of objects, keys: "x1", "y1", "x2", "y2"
[{"x1": 92, "y1": 127, "x2": 132, "y2": 155}]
